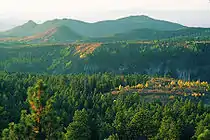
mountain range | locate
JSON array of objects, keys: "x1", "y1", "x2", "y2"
[
  {"x1": 0, "y1": 26, "x2": 82, "y2": 43},
  {"x1": 0, "y1": 15, "x2": 209, "y2": 43}
]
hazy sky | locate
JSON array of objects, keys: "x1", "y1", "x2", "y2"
[{"x1": 0, "y1": 0, "x2": 210, "y2": 27}]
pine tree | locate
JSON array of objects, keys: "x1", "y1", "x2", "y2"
[
  {"x1": 2, "y1": 80, "x2": 62, "y2": 140},
  {"x1": 194, "y1": 114, "x2": 210, "y2": 139},
  {"x1": 107, "y1": 134, "x2": 119, "y2": 140},
  {"x1": 26, "y1": 80, "x2": 48, "y2": 139},
  {"x1": 65, "y1": 109, "x2": 91, "y2": 140},
  {"x1": 197, "y1": 129, "x2": 210, "y2": 140},
  {"x1": 128, "y1": 109, "x2": 155, "y2": 139},
  {"x1": 0, "y1": 106, "x2": 9, "y2": 133},
  {"x1": 156, "y1": 116, "x2": 180, "y2": 140}
]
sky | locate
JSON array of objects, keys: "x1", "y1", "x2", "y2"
[{"x1": 0, "y1": 0, "x2": 210, "y2": 27}]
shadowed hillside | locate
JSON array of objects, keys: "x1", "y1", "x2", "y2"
[
  {"x1": 0, "y1": 41, "x2": 210, "y2": 82},
  {"x1": 1, "y1": 15, "x2": 185, "y2": 37},
  {"x1": 0, "y1": 26, "x2": 82, "y2": 43},
  {"x1": 87, "y1": 27, "x2": 210, "y2": 42}
]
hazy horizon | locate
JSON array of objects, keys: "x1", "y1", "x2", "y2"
[{"x1": 0, "y1": 0, "x2": 210, "y2": 31}]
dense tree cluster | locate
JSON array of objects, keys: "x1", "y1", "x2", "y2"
[
  {"x1": 0, "y1": 72, "x2": 209, "y2": 139},
  {"x1": 0, "y1": 42, "x2": 210, "y2": 82}
]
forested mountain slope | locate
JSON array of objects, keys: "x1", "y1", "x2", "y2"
[
  {"x1": 0, "y1": 41, "x2": 210, "y2": 82},
  {"x1": 1, "y1": 15, "x2": 210, "y2": 140},
  {"x1": 1, "y1": 26, "x2": 210, "y2": 43},
  {"x1": 89, "y1": 27, "x2": 210, "y2": 42},
  {"x1": 0, "y1": 26, "x2": 83, "y2": 43},
  {"x1": 2, "y1": 15, "x2": 210, "y2": 44},
  {"x1": 1, "y1": 15, "x2": 184, "y2": 37}
]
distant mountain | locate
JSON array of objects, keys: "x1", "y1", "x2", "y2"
[
  {"x1": 0, "y1": 26, "x2": 82, "y2": 43},
  {"x1": 89, "y1": 16, "x2": 184, "y2": 36},
  {"x1": 2, "y1": 27, "x2": 210, "y2": 43},
  {"x1": 88, "y1": 27, "x2": 210, "y2": 42},
  {"x1": 3, "y1": 20, "x2": 37, "y2": 37},
  {"x1": 1, "y1": 15, "x2": 185, "y2": 38}
]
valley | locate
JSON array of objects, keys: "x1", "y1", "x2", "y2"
[{"x1": 0, "y1": 15, "x2": 210, "y2": 140}]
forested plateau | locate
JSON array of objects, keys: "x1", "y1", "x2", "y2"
[{"x1": 0, "y1": 15, "x2": 210, "y2": 140}]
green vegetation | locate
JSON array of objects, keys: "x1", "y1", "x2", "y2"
[
  {"x1": 1, "y1": 15, "x2": 209, "y2": 43},
  {"x1": 1, "y1": 15, "x2": 184, "y2": 38},
  {"x1": 89, "y1": 28, "x2": 210, "y2": 42},
  {"x1": 0, "y1": 15, "x2": 210, "y2": 139},
  {"x1": 0, "y1": 41, "x2": 210, "y2": 82},
  {"x1": 115, "y1": 78, "x2": 209, "y2": 96},
  {"x1": 0, "y1": 72, "x2": 210, "y2": 139}
]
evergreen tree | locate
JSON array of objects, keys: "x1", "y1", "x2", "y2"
[
  {"x1": 156, "y1": 116, "x2": 180, "y2": 140},
  {"x1": 194, "y1": 114, "x2": 210, "y2": 139},
  {"x1": 65, "y1": 109, "x2": 91, "y2": 140},
  {"x1": 197, "y1": 129, "x2": 210, "y2": 140},
  {"x1": 128, "y1": 109, "x2": 155, "y2": 139},
  {"x1": 2, "y1": 80, "x2": 62, "y2": 140},
  {"x1": 0, "y1": 106, "x2": 9, "y2": 133},
  {"x1": 107, "y1": 134, "x2": 119, "y2": 140}
]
